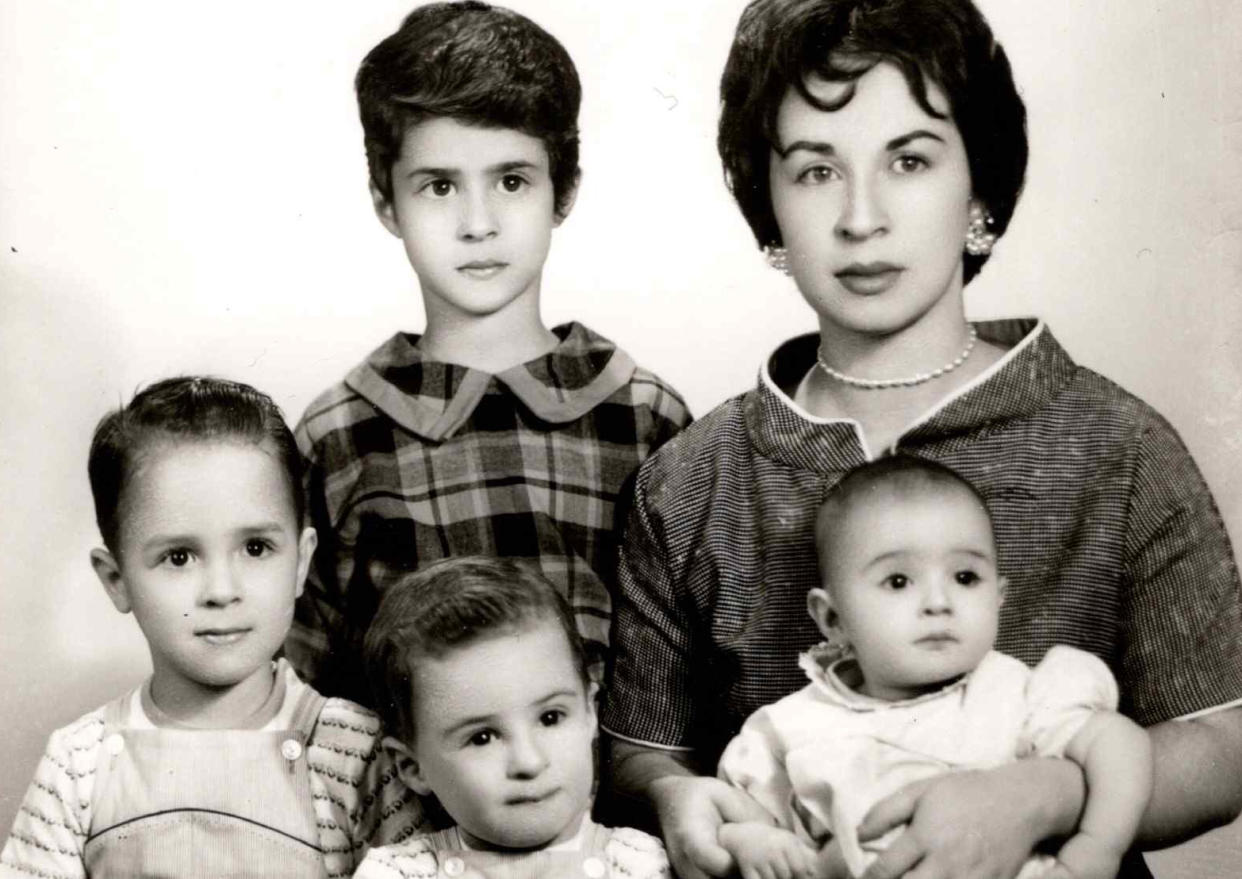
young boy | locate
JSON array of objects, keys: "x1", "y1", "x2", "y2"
[
  {"x1": 0, "y1": 378, "x2": 422, "y2": 879},
  {"x1": 356, "y1": 555, "x2": 670, "y2": 878},
  {"x1": 716, "y1": 457, "x2": 1153, "y2": 879},
  {"x1": 287, "y1": 1, "x2": 690, "y2": 703}
]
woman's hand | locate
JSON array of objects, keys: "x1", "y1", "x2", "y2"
[
  {"x1": 650, "y1": 775, "x2": 776, "y2": 879},
  {"x1": 856, "y1": 760, "x2": 1085, "y2": 879}
]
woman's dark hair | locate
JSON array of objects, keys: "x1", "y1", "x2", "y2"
[
  {"x1": 362, "y1": 556, "x2": 589, "y2": 742},
  {"x1": 87, "y1": 376, "x2": 304, "y2": 554},
  {"x1": 718, "y1": 0, "x2": 1028, "y2": 282},
  {"x1": 357, "y1": 1, "x2": 581, "y2": 218}
]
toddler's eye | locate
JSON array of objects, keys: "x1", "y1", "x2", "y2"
[
  {"x1": 165, "y1": 548, "x2": 191, "y2": 568},
  {"x1": 883, "y1": 574, "x2": 909, "y2": 590},
  {"x1": 796, "y1": 165, "x2": 839, "y2": 186},
  {"x1": 892, "y1": 154, "x2": 929, "y2": 174},
  {"x1": 955, "y1": 570, "x2": 981, "y2": 586},
  {"x1": 539, "y1": 709, "x2": 566, "y2": 727},
  {"x1": 467, "y1": 730, "x2": 496, "y2": 747},
  {"x1": 244, "y1": 538, "x2": 272, "y2": 558},
  {"x1": 498, "y1": 174, "x2": 527, "y2": 193}
]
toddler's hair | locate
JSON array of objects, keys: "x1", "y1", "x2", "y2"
[
  {"x1": 357, "y1": 0, "x2": 581, "y2": 217},
  {"x1": 87, "y1": 376, "x2": 303, "y2": 554},
  {"x1": 363, "y1": 556, "x2": 587, "y2": 742},
  {"x1": 816, "y1": 455, "x2": 992, "y2": 573},
  {"x1": 718, "y1": 0, "x2": 1028, "y2": 282}
]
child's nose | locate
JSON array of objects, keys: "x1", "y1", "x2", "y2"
[
  {"x1": 506, "y1": 731, "x2": 550, "y2": 778},
  {"x1": 199, "y1": 561, "x2": 242, "y2": 606},
  {"x1": 920, "y1": 579, "x2": 952, "y2": 615},
  {"x1": 457, "y1": 190, "x2": 498, "y2": 241}
]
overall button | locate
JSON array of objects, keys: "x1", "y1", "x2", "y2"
[
  {"x1": 442, "y1": 856, "x2": 465, "y2": 876},
  {"x1": 104, "y1": 734, "x2": 125, "y2": 756},
  {"x1": 280, "y1": 739, "x2": 303, "y2": 761},
  {"x1": 582, "y1": 856, "x2": 606, "y2": 878}
]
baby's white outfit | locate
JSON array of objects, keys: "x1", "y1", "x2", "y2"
[{"x1": 718, "y1": 645, "x2": 1118, "y2": 878}]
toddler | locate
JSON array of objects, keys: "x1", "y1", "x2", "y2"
[
  {"x1": 0, "y1": 377, "x2": 421, "y2": 879},
  {"x1": 356, "y1": 556, "x2": 670, "y2": 879},
  {"x1": 717, "y1": 456, "x2": 1153, "y2": 879}
]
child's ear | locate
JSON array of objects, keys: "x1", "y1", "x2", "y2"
[
  {"x1": 90, "y1": 548, "x2": 132, "y2": 614},
  {"x1": 997, "y1": 575, "x2": 1008, "y2": 606},
  {"x1": 382, "y1": 735, "x2": 432, "y2": 796},
  {"x1": 294, "y1": 527, "x2": 318, "y2": 599},
  {"x1": 806, "y1": 587, "x2": 838, "y2": 637},
  {"x1": 584, "y1": 681, "x2": 599, "y2": 727},
  {"x1": 552, "y1": 170, "x2": 581, "y2": 227},
  {"x1": 370, "y1": 181, "x2": 401, "y2": 238}
]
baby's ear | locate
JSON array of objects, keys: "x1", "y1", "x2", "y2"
[
  {"x1": 369, "y1": 181, "x2": 401, "y2": 238},
  {"x1": 997, "y1": 575, "x2": 1009, "y2": 605},
  {"x1": 382, "y1": 735, "x2": 431, "y2": 796},
  {"x1": 806, "y1": 587, "x2": 837, "y2": 636},
  {"x1": 90, "y1": 548, "x2": 131, "y2": 614}
]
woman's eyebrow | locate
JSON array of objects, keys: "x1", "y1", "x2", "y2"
[
  {"x1": 886, "y1": 129, "x2": 945, "y2": 150},
  {"x1": 775, "y1": 129, "x2": 945, "y2": 158}
]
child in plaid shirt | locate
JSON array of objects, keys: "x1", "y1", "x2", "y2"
[{"x1": 285, "y1": 2, "x2": 690, "y2": 703}]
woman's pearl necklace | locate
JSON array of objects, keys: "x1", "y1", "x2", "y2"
[{"x1": 816, "y1": 325, "x2": 979, "y2": 390}]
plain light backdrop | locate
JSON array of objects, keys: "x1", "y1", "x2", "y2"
[{"x1": 1, "y1": 1, "x2": 1239, "y2": 874}]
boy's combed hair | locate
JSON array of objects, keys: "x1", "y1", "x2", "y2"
[
  {"x1": 357, "y1": 0, "x2": 581, "y2": 217},
  {"x1": 816, "y1": 455, "x2": 992, "y2": 572},
  {"x1": 87, "y1": 376, "x2": 303, "y2": 554},
  {"x1": 363, "y1": 556, "x2": 588, "y2": 741},
  {"x1": 718, "y1": 0, "x2": 1028, "y2": 282}
]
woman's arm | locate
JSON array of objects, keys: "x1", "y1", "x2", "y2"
[
  {"x1": 1140, "y1": 705, "x2": 1242, "y2": 846},
  {"x1": 606, "y1": 736, "x2": 773, "y2": 879}
]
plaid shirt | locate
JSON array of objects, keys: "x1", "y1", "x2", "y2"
[
  {"x1": 602, "y1": 318, "x2": 1242, "y2": 767},
  {"x1": 287, "y1": 322, "x2": 690, "y2": 703}
]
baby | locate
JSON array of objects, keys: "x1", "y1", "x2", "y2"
[
  {"x1": 357, "y1": 556, "x2": 670, "y2": 879},
  {"x1": 717, "y1": 456, "x2": 1153, "y2": 879},
  {"x1": 0, "y1": 377, "x2": 420, "y2": 879}
]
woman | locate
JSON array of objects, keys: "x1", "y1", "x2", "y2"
[{"x1": 599, "y1": 2, "x2": 1242, "y2": 878}]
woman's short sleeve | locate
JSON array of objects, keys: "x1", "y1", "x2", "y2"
[{"x1": 1020, "y1": 645, "x2": 1120, "y2": 758}]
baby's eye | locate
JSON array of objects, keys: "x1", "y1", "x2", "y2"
[
  {"x1": 498, "y1": 174, "x2": 528, "y2": 193},
  {"x1": 955, "y1": 570, "x2": 982, "y2": 586},
  {"x1": 421, "y1": 179, "x2": 454, "y2": 198},
  {"x1": 467, "y1": 730, "x2": 496, "y2": 747},
  {"x1": 883, "y1": 573, "x2": 910, "y2": 590},
  {"x1": 244, "y1": 538, "x2": 273, "y2": 558},
  {"x1": 892, "y1": 154, "x2": 929, "y2": 174},
  {"x1": 539, "y1": 709, "x2": 566, "y2": 727},
  {"x1": 796, "y1": 165, "x2": 840, "y2": 186}
]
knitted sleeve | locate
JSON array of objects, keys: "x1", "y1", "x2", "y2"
[
  {"x1": 0, "y1": 710, "x2": 105, "y2": 879},
  {"x1": 605, "y1": 826, "x2": 672, "y2": 879},
  {"x1": 307, "y1": 698, "x2": 426, "y2": 878}
]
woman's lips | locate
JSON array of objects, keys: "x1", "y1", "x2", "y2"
[{"x1": 835, "y1": 263, "x2": 903, "y2": 296}]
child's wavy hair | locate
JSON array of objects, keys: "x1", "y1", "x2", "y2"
[
  {"x1": 363, "y1": 556, "x2": 588, "y2": 743},
  {"x1": 718, "y1": 0, "x2": 1028, "y2": 282},
  {"x1": 87, "y1": 376, "x2": 303, "y2": 554},
  {"x1": 357, "y1": 1, "x2": 581, "y2": 218}
]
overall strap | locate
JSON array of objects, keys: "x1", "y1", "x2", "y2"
[{"x1": 289, "y1": 686, "x2": 329, "y2": 739}]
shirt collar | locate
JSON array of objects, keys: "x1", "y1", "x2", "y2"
[
  {"x1": 799, "y1": 643, "x2": 971, "y2": 711},
  {"x1": 748, "y1": 318, "x2": 1078, "y2": 472},
  {"x1": 344, "y1": 322, "x2": 635, "y2": 442}
]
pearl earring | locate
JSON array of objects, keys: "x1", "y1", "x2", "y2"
[
  {"x1": 764, "y1": 245, "x2": 791, "y2": 275},
  {"x1": 964, "y1": 203, "x2": 997, "y2": 256}
]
